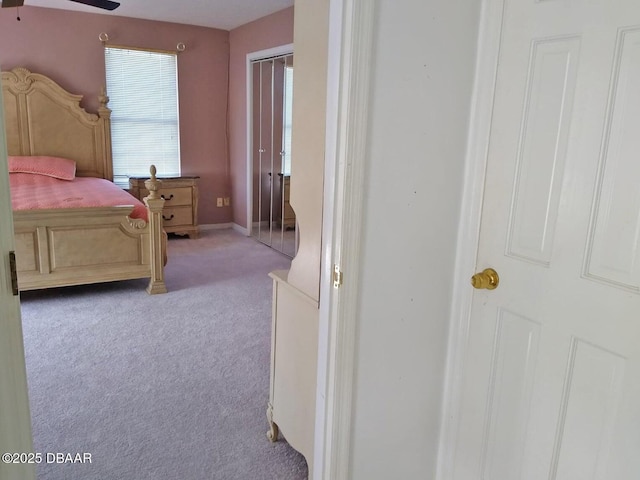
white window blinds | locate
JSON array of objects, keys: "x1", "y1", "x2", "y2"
[{"x1": 105, "y1": 47, "x2": 181, "y2": 187}]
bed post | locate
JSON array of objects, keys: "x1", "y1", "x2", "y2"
[
  {"x1": 144, "y1": 165, "x2": 167, "y2": 294},
  {"x1": 98, "y1": 87, "x2": 113, "y2": 181}
]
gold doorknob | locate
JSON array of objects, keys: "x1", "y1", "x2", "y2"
[{"x1": 471, "y1": 268, "x2": 499, "y2": 290}]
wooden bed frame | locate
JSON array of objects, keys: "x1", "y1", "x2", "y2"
[{"x1": 3, "y1": 67, "x2": 167, "y2": 294}]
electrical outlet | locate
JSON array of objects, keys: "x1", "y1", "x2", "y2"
[
  {"x1": 223, "y1": 197, "x2": 231, "y2": 207},
  {"x1": 216, "y1": 197, "x2": 223, "y2": 207}
]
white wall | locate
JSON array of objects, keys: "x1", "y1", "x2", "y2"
[{"x1": 348, "y1": 0, "x2": 481, "y2": 477}]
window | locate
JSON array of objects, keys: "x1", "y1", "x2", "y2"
[
  {"x1": 104, "y1": 47, "x2": 181, "y2": 187},
  {"x1": 282, "y1": 66, "x2": 294, "y2": 177}
]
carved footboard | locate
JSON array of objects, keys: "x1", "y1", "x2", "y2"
[{"x1": 13, "y1": 203, "x2": 166, "y2": 294}]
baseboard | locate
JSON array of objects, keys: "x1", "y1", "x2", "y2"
[
  {"x1": 232, "y1": 223, "x2": 250, "y2": 236},
  {"x1": 198, "y1": 223, "x2": 232, "y2": 231},
  {"x1": 197, "y1": 223, "x2": 250, "y2": 236}
]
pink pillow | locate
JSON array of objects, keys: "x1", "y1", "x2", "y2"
[{"x1": 8, "y1": 155, "x2": 76, "y2": 181}]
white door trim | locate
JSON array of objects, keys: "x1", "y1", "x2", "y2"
[
  {"x1": 436, "y1": 0, "x2": 507, "y2": 478},
  {"x1": 314, "y1": 0, "x2": 376, "y2": 478},
  {"x1": 245, "y1": 43, "x2": 294, "y2": 237}
]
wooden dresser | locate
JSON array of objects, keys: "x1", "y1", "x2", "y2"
[
  {"x1": 266, "y1": 270, "x2": 318, "y2": 474},
  {"x1": 129, "y1": 176, "x2": 199, "y2": 239}
]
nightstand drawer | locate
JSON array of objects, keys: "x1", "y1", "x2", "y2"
[
  {"x1": 162, "y1": 206, "x2": 192, "y2": 227},
  {"x1": 139, "y1": 187, "x2": 192, "y2": 206}
]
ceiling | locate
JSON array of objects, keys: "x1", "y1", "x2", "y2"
[{"x1": 15, "y1": 0, "x2": 294, "y2": 30}]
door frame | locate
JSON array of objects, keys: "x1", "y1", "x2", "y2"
[
  {"x1": 434, "y1": 0, "x2": 515, "y2": 478},
  {"x1": 245, "y1": 43, "x2": 294, "y2": 238},
  {"x1": 314, "y1": 0, "x2": 376, "y2": 478},
  {"x1": 0, "y1": 72, "x2": 36, "y2": 479}
]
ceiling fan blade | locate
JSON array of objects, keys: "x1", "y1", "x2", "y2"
[
  {"x1": 67, "y1": 0, "x2": 120, "y2": 10},
  {"x1": 1, "y1": 0, "x2": 25, "y2": 8}
]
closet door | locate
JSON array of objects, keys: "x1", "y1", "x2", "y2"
[
  {"x1": 251, "y1": 54, "x2": 296, "y2": 257},
  {"x1": 253, "y1": 60, "x2": 274, "y2": 247}
]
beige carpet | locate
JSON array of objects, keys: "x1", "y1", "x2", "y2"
[{"x1": 19, "y1": 229, "x2": 308, "y2": 480}]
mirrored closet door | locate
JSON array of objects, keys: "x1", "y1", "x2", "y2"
[{"x1": 251, "y1": 53, "x2": 297, "y2": 258}]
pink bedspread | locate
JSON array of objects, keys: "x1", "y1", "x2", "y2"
[{"x1": 9, "y1": 173, "x2": 148, "y2": 221}]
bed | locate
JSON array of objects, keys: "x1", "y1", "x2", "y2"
[{"x1": 3, "y1": 67, "x2": 167, "y2": 294}]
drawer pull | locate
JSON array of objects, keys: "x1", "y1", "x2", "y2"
[
  {"x1": 163, "y1": 214, "x2": 175, "y2": 221},
  {"x1": 160, "y1": 194, "x2": 174, "y2": 201}
]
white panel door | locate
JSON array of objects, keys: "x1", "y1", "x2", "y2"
[{"x1": 453, "y1": 0, "x2": 640, "y2": 479}]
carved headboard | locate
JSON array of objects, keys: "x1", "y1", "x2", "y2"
[{"x1": 2, "y1": 67, "x2": 113, "y2": 179}]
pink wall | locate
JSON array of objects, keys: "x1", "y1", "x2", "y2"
[
  {"x1": 0, "y1": 6, "x2": 230, "y2": 224},
  {"x1": 228, "y1": 7, "x2": 294, "y2": 229}
]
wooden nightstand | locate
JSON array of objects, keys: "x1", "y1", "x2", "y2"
[{"x1": 129, "y1": 176, "x2": 200, "y2": 239}]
